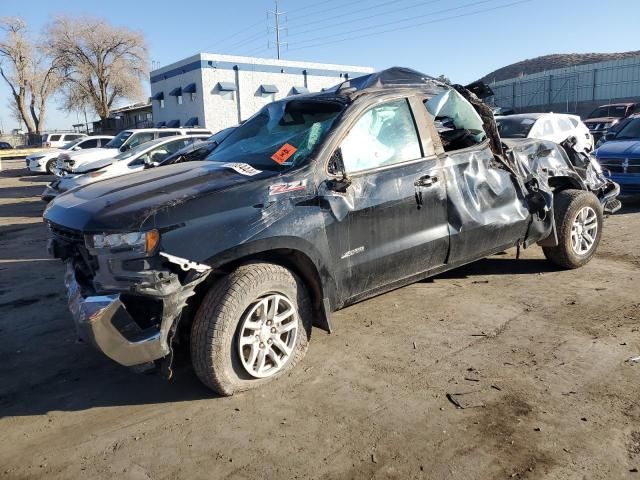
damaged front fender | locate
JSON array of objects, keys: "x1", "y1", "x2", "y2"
[{"x1": 62, "y1": 244, "x2": 211, "y2": 368}]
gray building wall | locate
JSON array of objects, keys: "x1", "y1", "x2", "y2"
[
  {"x1": 489, "y1": 56, "x2": 640, "y2": 118},
  {"x1": 150, "y1": 53, "x2": 374, "y2": 133}
]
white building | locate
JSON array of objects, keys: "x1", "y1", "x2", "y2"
[{"x1": 149, "y1": 53, "x2": 374, "y2": 133}]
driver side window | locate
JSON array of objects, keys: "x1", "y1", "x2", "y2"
[{"x1": 340, "y1": 99, "x2": 421, "y2": 173}]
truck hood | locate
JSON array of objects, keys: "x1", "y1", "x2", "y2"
[
  {"x1": 595, "y1": 140, "x2": 640, "y2": 158},
  {"x1": 43, "y1": 161, "x2": 277, "y2": 232}
]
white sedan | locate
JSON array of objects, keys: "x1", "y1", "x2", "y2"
[
  {"x1": 25, "y1": 135, "x2": 113, "y2": 174},
  {"x1": 496, "y1": 113, "x2": 594, "y2": 153},
  {"x1": 42, "y1": 135, "x2": 209, "y2": 201}
]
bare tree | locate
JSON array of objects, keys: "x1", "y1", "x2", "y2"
[
  {"x1": 0, "y1": 17, "x2": 58, "y2": 134},
  {"x1": 46, "y1": 16, "x2": 149, "y2": 122}
]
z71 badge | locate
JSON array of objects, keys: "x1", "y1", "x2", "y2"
[{"x1": 269, "y1": 180, "x2": 308, "y2": 195}]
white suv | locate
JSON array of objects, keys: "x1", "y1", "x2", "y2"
[
  {"x1": 27, "y1": 135, "x2": 114, "y2": 174},
  {"x1": 41, "y1": 132, "x2": 87, "y2": 148},
  {"x1": 55, "y1": 127, "x2": 212, "y2": 175}
]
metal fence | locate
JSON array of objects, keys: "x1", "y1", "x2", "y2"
[{"x1": 489, "y1": 57, "x2": 640, "y2": 118}]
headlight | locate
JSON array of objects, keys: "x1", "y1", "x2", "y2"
[
  {"x1": 86, "y1": 230, "x2": 160, "y2": 253},
  {"x1": 29, "y1": 155, "x2": 45, "y2": 162}
]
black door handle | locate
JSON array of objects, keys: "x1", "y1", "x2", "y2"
[{"x1": 414, "y1": 175, "x2": 438, "y2": 187}]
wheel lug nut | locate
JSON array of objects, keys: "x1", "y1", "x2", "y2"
[
  {"x1": 266, "y1": 320, "x2": 272, "y2": 326},
  {"x1": 267, "y1": 339, "x2": 272, "y2": 345},
  {"x1": 270, "y1": 327, "x2": 276, "y2": 333},
  {"x1": 259, "y1": 342, "x2": 265, "y2": 348}
]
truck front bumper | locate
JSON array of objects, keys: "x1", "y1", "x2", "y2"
[{"x1": 65, "y1": 265, "x2": 169, "y2": 367}]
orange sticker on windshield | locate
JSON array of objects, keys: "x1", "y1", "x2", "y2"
[{"x1": 271, "y1": 143, "x2": 297, "y2": 164}]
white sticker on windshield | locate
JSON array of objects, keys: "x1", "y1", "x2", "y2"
[{"x1": 221, "y1": 163, "x2": 261, "y2": 176}]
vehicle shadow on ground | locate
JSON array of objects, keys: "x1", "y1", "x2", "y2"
[
  {"x1": 0, "y1": 348, "x2": 217, "y2": 419},
  {"x1": 0, "y1": 166, "x2": 28, "y2": 179},
  {"x1": 0, "y1": 200, "x2": 45, "y2": 218},
  {"x1": 426, "y1": 255, "x2": 560, "y2": 281},
  {"x1": 0, "y1": 185, "x2": 48, "y2": 200},
  {"x1": 19, "y1": 175, "x2": 55, "y2": 183}
]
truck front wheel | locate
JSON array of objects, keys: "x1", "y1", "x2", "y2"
[
  {"x1": 543, "y1": 189, "x2": 603, "y2": 269},
  {"x1": 190, "y1": 262, "x2": 312, "y2": 396}
]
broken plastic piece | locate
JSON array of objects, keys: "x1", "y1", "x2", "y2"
[{"x1": 159, "y1": 252, "x2": 211, "y2": 273}]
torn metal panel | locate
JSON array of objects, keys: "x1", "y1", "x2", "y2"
[{"x1": 442, "y1": 145, "x2": 531, "y2": 263}]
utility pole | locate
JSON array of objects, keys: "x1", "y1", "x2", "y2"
[{"x1": 268, "y1": 0, "x2": 287, "y2": 60}]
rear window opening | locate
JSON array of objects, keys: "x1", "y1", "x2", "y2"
[{"x1": 424, "y1": 90, "x2": 486, "y2": 152}]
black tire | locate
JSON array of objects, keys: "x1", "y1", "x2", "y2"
[
  {"x1": 542, "y1": 189, "x2": 603, "y2": 269},
  {"x1": 190, "y1": 262, "x2": 312, "y2": 396},
  {"x1": 45, "y1": 159, "x2": 55, "y2": 175}
]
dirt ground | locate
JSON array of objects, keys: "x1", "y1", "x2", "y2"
[{"x1": 0, "y1": 158, "x2": 639, "y2": 480}]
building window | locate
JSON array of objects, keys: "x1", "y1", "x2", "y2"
[
  {"x1": 160, "y1": 99, "x2": 165, "y2": 109},
  {"x1": 177, "y1": 95, "x2": 183, "y2": 105}
]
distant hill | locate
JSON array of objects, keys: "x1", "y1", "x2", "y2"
[{"x1": 480, "y1": 51, "x2": 640, "y2": 83}]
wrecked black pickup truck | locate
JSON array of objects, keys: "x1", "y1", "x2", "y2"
[{"x1": 44, "y1": 67, "x2": 620, "y2": 395}]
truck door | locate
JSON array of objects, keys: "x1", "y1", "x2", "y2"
[
  {"x1": 321, "y1": 98, "x2": 449, "y2": 302},
  {"x1": 421, "y1": 92, "x2": 530, "y2": 264}
]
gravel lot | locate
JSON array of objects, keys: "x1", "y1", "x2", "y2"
[{"x1": 1, "y1": 158, "x2": 639, "y2": 479}]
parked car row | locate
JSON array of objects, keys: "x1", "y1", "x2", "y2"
[
  {"x1": 41, "y1": 132, "x2": 87, "y2": 148},
  {"x1": 494, "y1": 104, "x2": 640, "y2": 196},
  {"x1": 583, "y1": 102, "x2": 640, "y2": 141},
  {"x1": 43, "y1": 67, "x2": 620, "y2": 396},
  {"x1": 26, "y1": 136, "x2": 114, "y2": 174}
]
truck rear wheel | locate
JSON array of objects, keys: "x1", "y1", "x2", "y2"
[
  {"x1": 543, "y1": 189, "x2": 603, "y2": 269},
  {"x1": 190, "y1": 262, "x2": 312, "y2": 396}
]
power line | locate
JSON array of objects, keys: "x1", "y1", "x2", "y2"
[
  {"x1": 288, "y1": 0, "x2": 533, "y2": 52},
  {"x1": 286, "y1": 0, "x2": 343, "y2": 15},
  {"x1": 287, "y1": 0, "x2": 446, "y2": 38},
  {"x1": 287, "y1": 0, "x2": 431, "y2": 32},
  {"x1": 290, "y1": 0, "x2": 497, "y2": 49},
  {"x1": 286, "y1": 0, "x2": 406, "y2": 27},
  {"x1": 201, "y1": 18, "x2": 265, "y2": 53},
  {"x1": 224, "y1": 30, "x2": 267, "y2": 53}
]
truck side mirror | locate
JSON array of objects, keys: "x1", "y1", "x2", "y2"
[
  {"x1": 327, "y1": 148, "x2": 351, "y2": 192},
  {"x1": 328, "y1": 148, "x2": 346, "y2": 176}
]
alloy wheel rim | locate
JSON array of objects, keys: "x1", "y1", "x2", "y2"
[
  {"x1": 238, "y1": 293, "x2": 298, "y2": 378},
  {"x1": 571, "y1": 206, "x2": 598, "y2": 255}
]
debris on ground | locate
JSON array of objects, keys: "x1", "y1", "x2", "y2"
[{"x1": 445, "y1": 387, "x2": 501, "y2": 409}]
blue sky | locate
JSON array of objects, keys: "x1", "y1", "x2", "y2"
[{"x1": 1, "y1": 0, "x2": 638, "y2": 131}]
